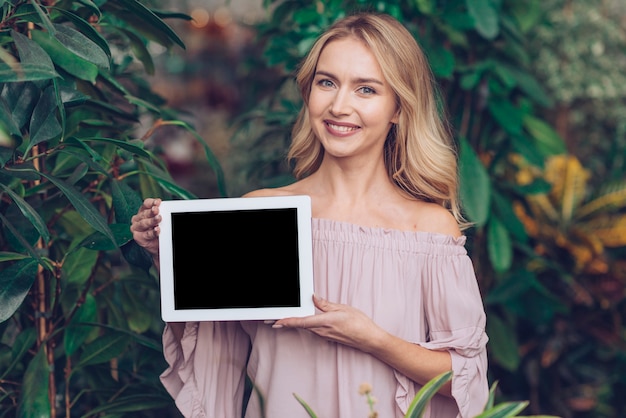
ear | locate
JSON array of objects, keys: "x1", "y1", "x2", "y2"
[{"x1": 391, "y1": 108, "x2": 400, "y2": 124}]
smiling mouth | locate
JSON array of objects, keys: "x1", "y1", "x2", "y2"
[{"x1": 326, "y1": 122, "x2": 359, "y2": 133}]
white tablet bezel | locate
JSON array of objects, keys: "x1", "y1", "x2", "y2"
[{"x1": 157, "y1": 195, "x2": 314, "y2": 322}]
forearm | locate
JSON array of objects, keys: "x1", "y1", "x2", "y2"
[{"x1": 366, "y1": 330, "x2": 453, "y2": 397}]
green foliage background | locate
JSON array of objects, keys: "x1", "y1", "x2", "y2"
[{"x1": 0, "y1": 0, "x2": 625, "y2": 417}]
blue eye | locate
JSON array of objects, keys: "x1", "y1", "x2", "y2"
[
  {"x1": 358, "y1": 86, "x2": 376, "y2": 94},
  {"x1": 318, "y1": 79, "x2": 335, "y2": 88}
]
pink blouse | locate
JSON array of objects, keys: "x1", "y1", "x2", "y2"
[{"x1": 160, "y1": 218, "x2": 489, "y2": 417}]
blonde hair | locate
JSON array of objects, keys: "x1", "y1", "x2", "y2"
[{"x1": 287, "y1": 12, "x2": 468, "y2": 228}]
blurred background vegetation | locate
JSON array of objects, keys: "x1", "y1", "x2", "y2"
[{"x1": 1, "y1": 0, "x2": 625, "y2": 417}]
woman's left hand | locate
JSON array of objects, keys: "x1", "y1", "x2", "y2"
[{"x1": 272, "y1": 295, "x2": 386, "y2": 352}]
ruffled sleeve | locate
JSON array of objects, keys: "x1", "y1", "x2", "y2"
[
  {"x1": 417, "y1": 235, "x2": 489, "y2": 417},
  {"x1": 160, "y1": 321, "x2": 251, "y2": 417}
]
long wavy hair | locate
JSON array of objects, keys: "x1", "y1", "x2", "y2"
[{"x1": 287, "y1": 12, "x2": 469, "y2": 228}]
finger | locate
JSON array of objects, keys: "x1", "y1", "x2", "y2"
[{"x1": 313, "y1": 294, "x2": 332, "y2": 312}]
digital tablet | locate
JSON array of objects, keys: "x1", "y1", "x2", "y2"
[{"x1": 157, "y1": 195, "x2": 315, "y2": 322}]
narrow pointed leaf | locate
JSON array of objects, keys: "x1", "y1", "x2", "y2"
[
  {"x1": 54, "y1": 9, "x2": 111, "y2": 58},
  {"x1": 104, "y1": 0, "x2": 185, "y2": 49},
  {"x1": 459, "y1": 138, "x2": 491, "y2": 226},
  {"x1": 0, "y1": 183, "x2": 50, "y2": 243},
  {"x1": 51, "y1": 23, "x2": 110, "y2": 69},
  {"x1": 488, "y1": 99, "x2": 523, "y2": 135},
  {"x1": 76, "y1": 333, "x2": 130, "y2": 368},
  {"x1": 63, "y1": 246, "x2": 98, "y2": 285},
  {"x1": 64, "y1": 294, "x2": 97, "y2": 356},
  {"x1": 485, "y1": 314, "x2": 520, "y2": 371},
  {"x1": 405, "y1": 371, "x2": 453, "y2": 418},
  {"x1": 78, "y1": 223, "x2": 134, "y2": 251},
  {"x1": 1, "y1": 327, "x2": 36, "y2": 379},
  {"x1": 0, "y1": 252, "x2": 29, "y2": 262},
  {"x1": 30, "y1": 0, "x2": 56, "y2": 35},
  {"x1": 119, "y1": 27, "x2": 155, "y2": 74},
  {"x1": 0, "y1": 258, "x2": 39, "y2": 323},
  {"x1": 28, "y1": 85, "x2": 62, "y2": 149},
  {"x1": 487, "y1": 216, "x2": 512, "y2": 272},
  {"x1": 474, "y1": 400, "x2": 529, "y2": 417},
  {"x1": 523, "y1": 115, "x2": 566, "y2": 156},
  {"x1": 0, "y1": 94, "x2": 22, "y2": 136},
  {"x1": 293, "y1": 393, "x2": 318, "y2": 418},
  {"x1": 17, "y1": 347, "x2": 51, "y2": 418},
  {"x1": 30, "y1": 29, "x2": 99, "y2": 83},
  {"x1": 0, "y1": 31, "x2": 58, "y2": 82},
  {"x1": 36, "y1": 172, "x2": 117, "y2": 246},
  {"x1": 84, "y1": 137, "x2": 151, "y2": 158}
]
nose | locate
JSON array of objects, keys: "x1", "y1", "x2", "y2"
[{"x1": 329, "y1": 88, "x2": 351, "y2": 116}]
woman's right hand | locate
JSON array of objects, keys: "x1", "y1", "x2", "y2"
[{"x1": 130, "y1": 198, "x2": 162, "y2": 258}]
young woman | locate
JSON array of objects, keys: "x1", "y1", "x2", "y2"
[{"x1": 131, "y1": 12, "x2": 489, "y2": 418}]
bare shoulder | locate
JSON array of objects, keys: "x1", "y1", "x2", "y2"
[
  {"x1": 242, "y1": 183, "x2": 305, "y2": 198},
  {"x1": 411, "y1": 201, "x2": 462, "y2": 237}
]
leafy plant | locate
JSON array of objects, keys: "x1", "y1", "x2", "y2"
[
  {"x1": 0, "y1": 1, "x2": 222, "y2": 416},
  {"x1": 294, "y1": 371, "x2": 561, "y2": 418}
]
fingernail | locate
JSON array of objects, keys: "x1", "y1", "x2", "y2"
[{"x1": 272, "y1": 324, "x2": 283, "y2": 329}]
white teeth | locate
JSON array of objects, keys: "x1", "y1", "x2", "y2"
[{"x1": 328, "y1": 123, "x2": 357, "y2": 132}]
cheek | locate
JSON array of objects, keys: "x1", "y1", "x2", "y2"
[{"x1": 307, "y1": 92, "x2": 326, "y2": 117}]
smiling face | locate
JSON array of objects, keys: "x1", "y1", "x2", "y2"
[{"x1": 308, "y1": 36, "x2": 399, "y2": 164}]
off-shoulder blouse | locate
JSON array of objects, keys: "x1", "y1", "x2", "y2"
[{"x1": 160, "y1": 218, "x2": 489, "y2": 417}]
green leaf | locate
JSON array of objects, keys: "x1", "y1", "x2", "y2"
[
  {"x1": 0, "y1": 31, "x2": 59, "y2": 82},
  {"x1": 523, "y1": 115, "x2": 566, "y2": 157},
  {"x1": 29, "y1": 0, "x2": 56, "y2": 35},
  {"x1": 77, "y1": 223, "x2": 133, "y2": 251},
  {"x1": 474, "y1": 400, "x2": 529, "y2": 417},
  {"x1": 485, "y1": 270, "x2": 534, "y2": 305},
  {"x1": 0, "y1": 258, "x2": 39, "y2": 323},
  {"x1": 293, "y1": 393, "x2": 318, "y2": 418},
  {"x1": 459, "y1": 138, "x2": 491, "y2": 227},
  {"x1": 111, "y1": 179, "x2": 143, "y2": 225},
  {"x1": 83, "y1": 137, "x2": 151, "y2": 159},
  {"x1": 17, "y1": 347, "x2": 51, "y2": 418},
  {"x1": 54, "y1": 8, "x2": 111, "y2": 58},
  {"x1": 63, "y1": 246, "x2": 97, "y2": 285},
  {"x1": 491, "y1": 190, "x2": 527, "y2": 241},
  {"x1": 122, "y1": 283, "x2": 152, "y2": 333},
  {"x1": 487, "y1": 99, "x2": 523, "y2": 136},
  {"x1": 119, "y1": 27, "x2": 155, "y2": 74},
  {"x1": 0, "y1": 92, "x2": 23, "y2": 137},
  {"x1": 27, "y1": 85, "x2": 62, "y2": 150},
  {"x1": 76, "y1": 332, "x2": 130, "y2": 368},
  {"x1": 405, "y1": 370, "x2": 453, "y2": 417},
  {"x1": 64, "y1": 293, "x2": 97, "y2": 356},
  {"x1": 36, "y1": 171, "x2": 117, "y2": 247},
  {"x1": 0, "y1": 183, "x2": 50, "y2": 243},
  {"x1": 503, "y1": 66, "x2": 553, "y2": 108},
  {"x1": 104, "y1": 0, "x2": 185, "y2": 50},
  {"x1": 487, "y1": 216, "x2": 512, "y2": 273},
  {"x1": 485, "y1": 314, "x2": 520, "y2": 372},
  {"x1": 1, "y1": 327, "x2": 35, "y2": 380},
  {"x1": 3, "y1": 81, "x2": 39, "y2": 130},
  {"x1": 30, "y1": 29, "x2": 99, "y2": 83},
  {"x1": 0, "y1": 251, "x2": 29, "y2": 262},
  {"x1": 49, "y1": 23, "x2": 110, "y2": 69},
  {"x1": 424, "y1": 43, "x2": 456, "y2": 78},
  {"x1": 466, "y1": 0, "x2": 499, "y2": 39}
]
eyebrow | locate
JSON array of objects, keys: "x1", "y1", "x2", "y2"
[{"x1": 315, "y1": 70, "x2": 385, "y2": 86}]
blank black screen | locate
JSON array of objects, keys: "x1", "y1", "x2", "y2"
[{"x1": 171, "y1": 208, "x2": 301, "y2": 309}]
